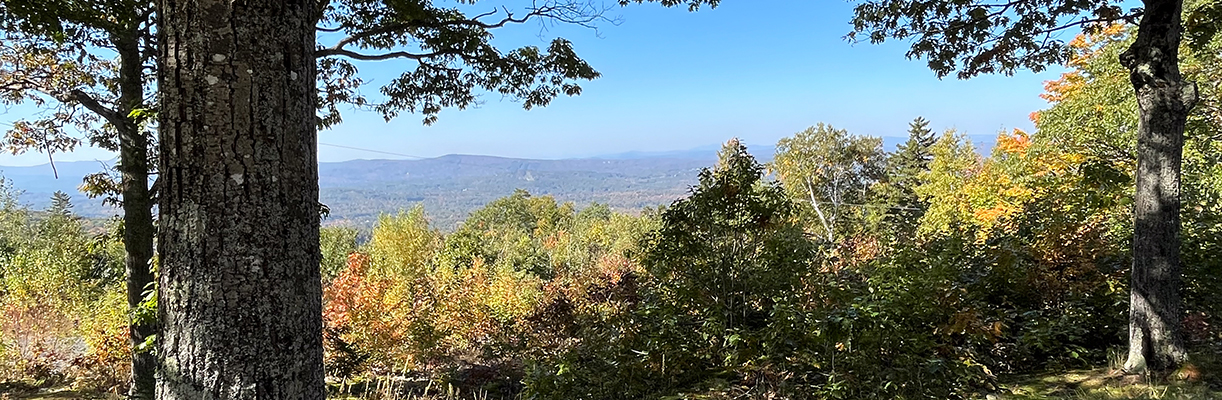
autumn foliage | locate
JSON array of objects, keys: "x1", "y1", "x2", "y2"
[
  {"x1": 0, "y1": 189, "x2": 130, "y2": 391},
  {"x1": 317, "y1": 199, "x2": 657, "y2": 393}
]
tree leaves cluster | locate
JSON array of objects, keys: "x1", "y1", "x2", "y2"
[
  {"x1": 772, "y1": 125, "x2": 886, "y2": 242},
  {"x1": 850, "y1": 0, "x2": 1213, "y2": 372},
  {"x1": 317, "y1": 193, "x2": 659, "y2": 390},
  {"x1": 316, "y1": 0, "x2": 607, "y2": 125},
  {"x1": 530, "y1": 140, "x2": 1002, "y2": 400},
  {"x1": 848, "y1": 0, "x2": 1141, "y2": 78}
]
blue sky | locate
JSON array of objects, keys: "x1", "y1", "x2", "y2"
[{"x1": 0, "y1": 0, "x2": 1068, "y2": 166}]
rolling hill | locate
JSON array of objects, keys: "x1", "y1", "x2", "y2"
[
  {"x1": 316, "y1": 154, "x2": 714, "y2": 228},
  {"x1": 1, "y1": 153, "x2": 716, "y2": 230},
  {"x1": 0, "y1": 134, "x2": 997, "y2": 230}
]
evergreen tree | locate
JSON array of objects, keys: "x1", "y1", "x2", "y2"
[
  {"x1": 624, "y1": 138, "x2": 814, "y2": 398},
  {"x1": 48, "y1": 191, "x2": 73, "y2": 217},
  {"x1": 894, "y1": 118, "x2": 936, "y2": 171},
  {"x1": 885, "y1": 117, "x2": 937, "y2": 229}
]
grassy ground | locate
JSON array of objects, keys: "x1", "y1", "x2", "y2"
[
  {"x1": 5, "y1": 368, "x2": 1221, "y2": 400},
  {"x1": 992, "y1": 367, "x2": 1222, "y2": 400}
]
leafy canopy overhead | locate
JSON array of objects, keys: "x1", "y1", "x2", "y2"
[
  {"x1": 316, "y1": 0, "x2": 722, "y2": 126},
  {"x1": 317, "y1": 0, "x2": 610, "y2": 126},
  {"x1": 848, "y1": 0, "x2": 1143, "y2": 78},
  {"x1": 4, "y1": 0, "x2": 729, "y2": 136},
  {"x1": 0, "y1": 0, "x2": 146, "y2": 39},
  {"x1": 0, "y1": 0, "x2": 155, "y2": 186}
]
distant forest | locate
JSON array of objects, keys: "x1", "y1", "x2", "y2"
[{"x1": 0, "y1": 135, "x2": 1002, "y2": 231}]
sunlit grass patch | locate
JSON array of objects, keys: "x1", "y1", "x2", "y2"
[{"x1": 993, "y1": 366, "x2": 1221, "y2": 400}]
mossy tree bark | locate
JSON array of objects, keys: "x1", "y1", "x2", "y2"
[{"x1": 155, "y1": 0, "x2": 323, "y2": 397}]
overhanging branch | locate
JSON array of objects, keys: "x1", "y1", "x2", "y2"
[
  {"x1": 316, "y1": 48, "x2": 442, "y2": 61},
  {"x1": 316, "y1": 3, "x2": 609, "y2": 60},
  {"x1": 65, "y1": 89, "x2": 124, "y2": 126}
]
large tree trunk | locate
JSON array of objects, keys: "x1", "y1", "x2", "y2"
[
  {"x1": 155, "y1": 0, "x2": 323, "y2": 397},
  {"x1": 112, "y1": 27, "x2": 157, "y2": 400},
  {"x1": 1121, "y1": 0, "x2": 1196, "y2": 373}
]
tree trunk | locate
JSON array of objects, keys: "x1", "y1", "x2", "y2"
[
  {"x1": 1121, "y1": 0, "x2": 1196, "y2": 373},
  {"x1": 155, "y1": 0, "x2": 323, "y2": 397},
  {"x1": 114, "y1": 30, "x2": 158, "y2": 398},
  {"x1": 805, "y1": 178, "x2": 834, "y2": 242}
]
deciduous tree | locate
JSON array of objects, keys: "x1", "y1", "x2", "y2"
[
  {"x1": 772, "y1": 124, "x2": 885, "y2": 242},
  {"x1": 155, "y1": 0, "x2": 711, "y2": 396},
  {"x1": 1033, "y1": 15, "x2": 1222, "y2": 356},
  {"x1": 848, "y1": 0, "x2": 1205, "y2": 372},
  {"x1": 0, "y1": 1, "x2": 157, "y2": 395},
  {"x1": 155, "y1": 0, "x2": 324, "y2": 395}
]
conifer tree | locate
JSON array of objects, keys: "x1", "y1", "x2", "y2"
[{"x1": 886, "y1": 117, "x2": 938, "y2": 228}]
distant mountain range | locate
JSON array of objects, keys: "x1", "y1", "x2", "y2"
[
  {"x1": 0, "y1": 135, "x2": 997, "y2": 230},
  {"x1": 0, "y1": 154, "x2": 716, "y2": 230},
  {"x1": 316, "y1": 155, "x2": 713, "y2": 228},
  {"x1": 589, "y1": 144, "x2": 725, "y2": 160}
]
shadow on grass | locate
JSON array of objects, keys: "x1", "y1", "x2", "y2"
[{"x1": 0, "y1": 382, "x2": 119, "y2": 400}]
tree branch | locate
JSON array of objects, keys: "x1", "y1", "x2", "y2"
[
  {"x1": 1031, "y1": 13, "x2": 1142, "y2": 37},
  {"x1": 325, "y1": 22, "x2": 413, "y2": 51},
  {"x1": 316, "y1": 48, "x2": 441, "y2": 61},
  {"x1": 317, "y1": 2, "x2": 609, "y2": 58},
  {"x1": 65, "y1": 89, "x2": 124, "y2": 126}
]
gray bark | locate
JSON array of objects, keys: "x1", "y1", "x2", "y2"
[
  {"x1": 113, "y1": 28, "x2": 157, "y2": 399},
  {"x1": 1120, "y1": 0, "x2": 1196, "y2": 373},
  {"x1": 155, "y1": 0, "x2": 324, "y2": 397}
]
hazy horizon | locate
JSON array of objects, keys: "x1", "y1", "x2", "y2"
[{"x1": 0, "y1": 133, "x2": 1004, "y2": 169}]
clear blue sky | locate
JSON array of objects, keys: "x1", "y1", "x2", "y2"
[{"x1": 1, "y1": 0, "x2": 1067, "y2": 167}]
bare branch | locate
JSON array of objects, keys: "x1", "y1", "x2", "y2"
[{"x1": 46, "y1": 149, "x2": 59, "y2": 179}]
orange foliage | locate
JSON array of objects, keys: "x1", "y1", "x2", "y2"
[
  {"x1": 1067, "y1": 23, "x2": 1127, "y2": 67},
  {"x1": 0, "y1": 302, "x2": 83, "y2": 382},
  {"x1": 995, "y1": 129, "x2": 1031, "y2": 155},
  {"x1": 973, "y1": 205, "x2": 1013, "y2": 226},
  {"x1": 1024, "y1": 215, "x2": 1119, "y2": 305},
  {"x1": 323, "y1": 253, "x2": 375, "y2": 330},
  {"x1": 323, "y1": 252, "x2": 434, "y2": 374},
  {"x1": 1040, "y1": 71, "x2": 1085, "y2": 102},
  {"x1": 1043, "y1": 24, "x2": 1127, "y2": 104}
]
